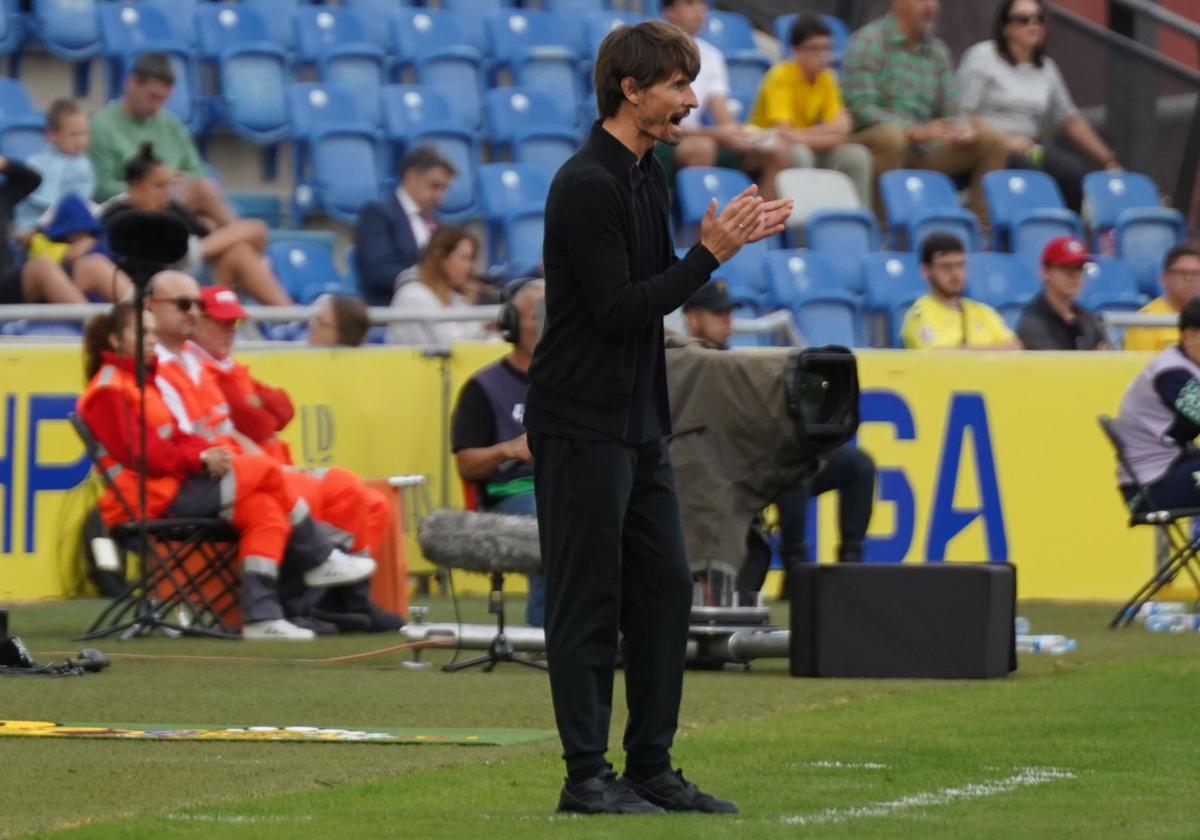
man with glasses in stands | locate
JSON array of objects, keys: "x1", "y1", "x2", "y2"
[{"x1": 1124, "y1": 245, "x2": 1200, "y2": 352}]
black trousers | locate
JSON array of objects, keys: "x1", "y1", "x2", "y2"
[
  {"x1": 529, "y1": 432, "x2": 694, "y2": 779},
  {"x1": 736, "y1": 445, "x2": 876, "y2": 596}
]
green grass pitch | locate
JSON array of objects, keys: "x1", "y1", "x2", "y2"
[{"x1": 1, "y1": 597, "x2": 1197, "y2": 839}]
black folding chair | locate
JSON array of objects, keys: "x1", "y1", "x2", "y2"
[
  {"x1": 1098, "y1": 415, "x2": 1200, "y2": 628},
  {"x1": 69, "y1": 412, "x2": 242, "y2": 641}
]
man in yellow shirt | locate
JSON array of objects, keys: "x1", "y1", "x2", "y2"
[
  {"x1": 901, "y1": 233, "x2": 1023, "y2": 350},
  {"x1": 1124, "y1": 245, "x2": 1200, "y2": 351},
  {"x1": 749, "y1": 14, "x2": 873, "y2": 206}
]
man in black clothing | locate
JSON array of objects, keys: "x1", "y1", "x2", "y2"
[
  {"x1": 1016, "y1": 235, "x2": 1108, "y2": 351},
  {"x1": 525, "y1": 21, "x2": 791, "y2": 816},
  {"x1": 450, "y1": 279, "x2": 546, "y2": 626}
]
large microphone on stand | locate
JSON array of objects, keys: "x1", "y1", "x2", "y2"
[{"x1": 105, "y1": 210, "x2": 191, "y2": 559}]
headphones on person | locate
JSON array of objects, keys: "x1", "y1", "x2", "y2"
[{"x1": 497, "y1": 277, "x2": 536, "y2": 344}]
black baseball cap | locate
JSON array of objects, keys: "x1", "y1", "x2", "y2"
[{"x1": 683, "y1": 280, "x2": 740, "y2": 314}]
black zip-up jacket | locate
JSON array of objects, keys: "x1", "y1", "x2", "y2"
[{"x1": 524, "y1": 123, "x2": 719, "y2": 442}]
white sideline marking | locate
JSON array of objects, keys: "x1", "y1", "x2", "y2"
[
  {"x1": 807, "y1": 760, "x2": 889, "y2": 770},
  {"x1": 781, "y1": 766, "x2": 1076, "y2": 826},
  {"x1": 165, "y1": 814, "x2": 313, "y2": 824}
]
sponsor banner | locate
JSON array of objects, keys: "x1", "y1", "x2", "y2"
[{"x1": 0, "y1": 344, "x2": 1156, "y2": 601}]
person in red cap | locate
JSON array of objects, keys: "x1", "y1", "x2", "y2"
[
  {"x1": 188, "y1": 282, "x2": 403, "y2": 632},
  {"x1": 1015, "y1": 235, "x2": 1108, "y2": 351}
]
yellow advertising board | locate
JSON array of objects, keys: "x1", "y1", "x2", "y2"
[{"x1": 0, "y1": 343, "x2": 1162, "y2": 603}]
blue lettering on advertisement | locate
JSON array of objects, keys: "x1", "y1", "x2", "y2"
[
  {"x1": 807, "y1": 390, "x2": 1006, "y2": 564},
  {"x1": 24, "y1": 395, "x2": 91, "y2": 553},
  {"x1": 1, "y1": 395, "x2": 14, "y2": 554}
]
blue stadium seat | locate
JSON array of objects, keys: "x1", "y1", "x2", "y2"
[
  {"x1": 863, "y1": 252, "x2": 926, "y2": 348},
  {"x1": 966, "y1": 251, "x2": 1040, "y2": 329},
  {"x1": 267, "y1": 234, "x2": 354, "y2": 304},
  {"x1": 392, "y1": 9, "x2": 486, "y2": 130},
  {"x1": 286, "y1": 83, "x2": 382, "y2": 225},
  {"x1": 485, "y1": 10, "x2": 582, "y2": 125},
  {"x1": 544, "y1": 0, "x2": 612, "y2": 12},
  {"x1": 0, "y1": 78, "x2": 46, "y2": 159},
  {"x1": 674, "y1": 166, "x2": 754, "y2": 245},
  {"x1": 982, "y1": 169, "x2": 1082, "y2": 254},
  {"x1": 879, "y1": 169, "x2": 981, "y2": 251},
  {"x1": 380, "y1": 84, "x2": 481, "y2": 221},
  {"x1": 228, "y1": 192, "x2": 282, "y2": 229},
  {"x1": 0, "y1": 319, "x2": 82, "y2": 338},
  {"x1": 715, "y1": 239, "x2": 773, "y2": 311},
  {"x1": 805, "y1": 208, "x2": 879, "y2": 296},
  {"x1": 772, "y1": 13, "x2": 850, "y2": 67},
  {"x1": 98, "y1": 4, "x2": 206, "y2": 135},
  {"x1": 1079, "y1": 255, "x2": 1146, "y2": 314},
  {"x1": 0, "y1": 0, "x2": 22, "y2": 65},
  {"x1": 582, "y1": 10, "x2": 643, "y2": 60},
  {"x1": 241, "y1": 0, "x2": 302, "y2": 51},
  {"x1": 294, "y1": 8, "x2": 386, "y2": 127},
  {"x1": 700, "y1": 11, "x2": 770, "y2": 96},
  {"x1": 477, "y1": 163, "x2": 553, "y2": 279},
  {"x1": 196, "y1": 6, "x2": 289, "y2": 147},
  {"x1": 485, "y1": 87, "x2": 579, "y2": 170},
  {"x1": 31, "y1": 0, "x2": 102, "y2": 94},
  {"x1": 1083, "y1": 171, "x2": 1186, "y2": 293},
  {"x1": 764, "y1": 249, "x2": 861, "y2": 346},
  {"x1": 439, "y1": 0, "x2": 516, "y2": 50},
  {"x1": 142, "y1": 0, "x2": 198, "y2": 48},
  {"x1": 339, "y1": 0, "x2": 419, "y2": 48}
]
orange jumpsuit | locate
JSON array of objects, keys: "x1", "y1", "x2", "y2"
[
  {"x1": 157, "y1": 344, "x2": 389, "y2": 558},
  {"x1": 77, "y1": 352, "x2": 301, "y2": 578}
]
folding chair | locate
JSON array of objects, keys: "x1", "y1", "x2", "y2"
[
  {"x1": 69, "y1": 413, "x2": 242, "y2": 641},
  {"x1": 1098, "y1": 415, "x2": 1200, "y2": 628}
]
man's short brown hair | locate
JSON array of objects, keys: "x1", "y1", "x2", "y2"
[
  {"x1": 130, "y1": 52, "x2": 175, "y2": 86},
  {"x1": 593, "y1": 21, "x2": 700, "y2": 120}
]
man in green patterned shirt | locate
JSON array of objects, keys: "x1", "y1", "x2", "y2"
[{"x1": 841, "y1": 0, "x2": 1007, "y2": 232}]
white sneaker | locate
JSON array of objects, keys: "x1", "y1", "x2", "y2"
[
  {"x1": 242, "y1": 619, "x2": 316, "y2": 640},
  {"x1": 303, "y1": 548, "x2": 376, "y2": 588}
]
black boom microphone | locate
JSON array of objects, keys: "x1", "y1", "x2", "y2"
[{"x1": 107, "y1": 210, "x2": 191, "y2": 286}]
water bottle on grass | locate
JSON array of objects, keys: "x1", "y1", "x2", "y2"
[
  {"x1": 1145, "y1": 613, "x2": 1200, "y2": 633},
  {"x1": 1016, "y1": 634, "x2": 1077, "y2": 654}
]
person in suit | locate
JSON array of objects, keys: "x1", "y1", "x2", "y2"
[{"x1": 353, "y1": 146, "x2": 456, "y2": 307}]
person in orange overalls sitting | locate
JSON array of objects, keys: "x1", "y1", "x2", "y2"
[
  {"x1": 150, "y1": 272, "x2": 402, "y2": 632},
  {"x1": 77, "y1": 303, "x2": 375, "y2": 640}
]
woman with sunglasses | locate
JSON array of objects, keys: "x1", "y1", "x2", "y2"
[
  {"x1": 100, "y1": 143, "x2": 292, "y2": 305},
  {"x1": 78, "y1": 303, "x2": 375, "y2": 639},
  {"x1": 957, "y1": 0, "x2": 1119, "y2": 210}
]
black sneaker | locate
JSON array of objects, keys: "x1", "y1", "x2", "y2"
[
  {"x1": 623, "y1": 769, "x2": 739, "y2": 814},
  {"x1": 557, "y1": 770, "x2": 666, "y2": 815}
]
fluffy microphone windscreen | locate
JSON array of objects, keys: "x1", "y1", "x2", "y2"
[
  {"x1": 418, "y1": 509, "x2": 542, "y2": 574},
  {"x1": 107, "y1": 210, "x2": 191, "y2": 266}
]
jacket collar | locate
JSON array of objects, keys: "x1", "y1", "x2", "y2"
[
  {"x1": 585, "y1": 122, "x2": 651, "y2": 189},
  {"x1": 100, "y1": 350, "x2": 158, "y2": 374}
]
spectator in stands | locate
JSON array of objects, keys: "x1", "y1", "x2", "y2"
[
  {"x1": 307, "y1": 293, "x2": 371, "y2": 347},
  {"x1": 1016, "y1": 235, "x2": 1108, "y2": 350},
  {"x1": 841, "y1": 0, "x2": 1008, "y2": 227},
  {"x1": 23, "y1": 194, "x2": 132, "y2": 302},
  {"x1": 15, "y1": 98, "x2": 95, "y2": 233},
  {"x1": 102, "y1": 143, "x2": 292, "y2": 305},
  {"x1": 681, "y1": 277, "x2": 737, "y2": 348},
  {"x1": 1123, "y1": 245, "x2": 1200, "y2": 352},
  {"x1": 902, "y1": 233, "x2": 1022, "y2": 349},
  {"x1": 79, "y1": 303, "x2": 374, "y2": 640},
  {"x1": 387, "y1": 226, "x2": 490, "y2": 346},
  {"x1": 657, "y1": 0, "x2": 790, "y2": 199},
  {"x1": 0, "y1": 155, "x2": 105, "y2": 304},
  {"x1": 957, "y1": 0, "x2": 1119, "y2": 211},
  {"x1": 451, "y1": 279, "x2": 547, "y2": 627},
  {"x1": 90, "y1": 53, "x2": 239, "y2": 228},
  {"x1": 681, "y1": 281, "x2": 875, "y2": 600},
  {"x1": 748, "y1": 15, "x2": 873, "y2": 206},
  {"x1": 354, "y1": 147, "x2": 456, "y2": 307},
  {"x1": 1115, "y1": 298, "x2": 1200, "y2": 511}
]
